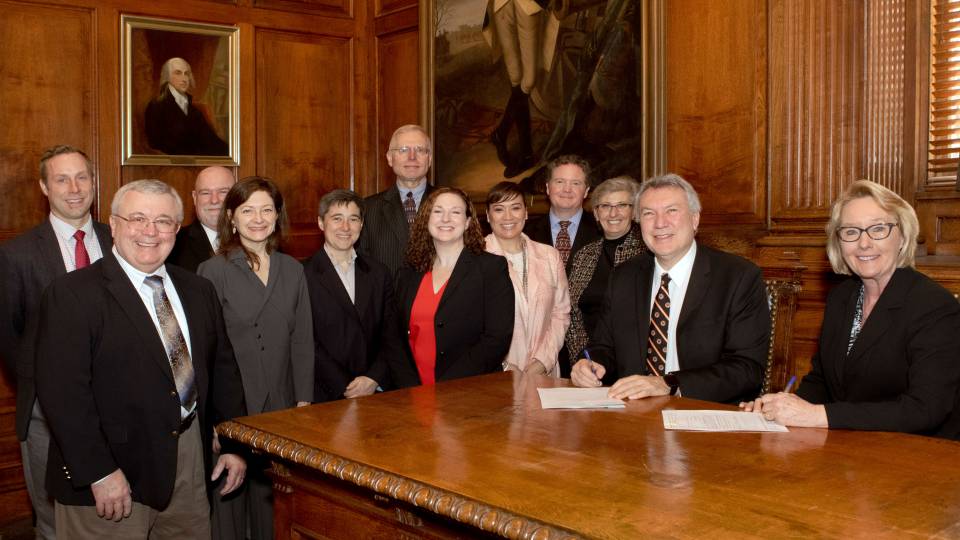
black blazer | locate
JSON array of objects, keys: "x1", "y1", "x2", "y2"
[
  {"x1": 524, "y1": 211, "x2": 601, "y2": 274},
  {"x1": 392, "y1": 250, "x2": 515, "y2": 387},
  {"x1": 588, "y1": 245, "x2": 769, "y2": 404},
  {"x1": 797, "y1": 267, "x2": 960, "y2": 440},
  {"x1": 0, "y1": 220, "x2": 112, "y2": 441},
  {"x1": 303, "y1": 248, "x2": 403, "y2": 401},
  {"x1": 358, "y1": 183, "x2": 436, "y2": 277},
  {"x1": 145, "y1": 88, "x2": 228, "y2": 156},
  {"x1": 169, "y1": 220, "x2": 215, "y2": 273},
  {"x1": 35, "y1": 253, "x2": 246, "y2": 509}
]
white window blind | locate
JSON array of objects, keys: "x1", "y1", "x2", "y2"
[{"x1": 929, "y1": 0, "x2": 960, "y2": 185}]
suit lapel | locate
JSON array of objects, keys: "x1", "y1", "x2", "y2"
[
  {"x1": 92, "y1": 221, "x2": 114, "y2": 253},
  {"x1": 437, "y1": 250, "x2": 472, "y2": 311},
  {"x1": 829, "y1": 283, "x2": 860, "y2": 390},
  {"x1": 354, "y1": 256, "x2": 373, "y2": 321},
  {"x1": 189, "y1": 221, "x2": 214, "y2": 254},
  {"x1": 678, "y1": 247, "x2": 710, "y2": 330},
  {"x1": 844, "y1": 270, "x2": 909, "y2": 379},
  {"x1": 315, "y1": 250, "x2": 360, "y2": 319},
  {"x1": 102, "y1": 254, "x2": 176, "y2": 385},
  {"x1": 36, "y1": 221, "x2": 68, "y2": 278},
  {"x1": 383, "y1": 186, "x2": 408, "y2": 244},
  {"x1": 169, "y1": 267, "x2": 207, "y2": 373},
  {"x1": 634, "y1": 258, "x2": 654, "y2": 374}
]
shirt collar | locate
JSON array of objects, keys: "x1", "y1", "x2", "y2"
[
  {"x1": 654, "y1": 240, "x2": 697, "y2": 289},
  {"x1": 112, "y1": 246, "x2": 168, "y2": 286},
  {"x1": 400, "y1": 178, "x2": 428, "y2": 199},
  {"x1": 49, "y1": 212, "x2": 93, "y2": 239},
  {"x1": 324, "y1": 244, "x2": 357, "y2": 268},
  {"x1": 548, "y1": 207, "x2": 583, "y2": 227}
]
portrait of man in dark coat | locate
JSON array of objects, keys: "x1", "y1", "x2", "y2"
[{"x1": 145, "y1": 57, "x2": 229, "y2": 156}]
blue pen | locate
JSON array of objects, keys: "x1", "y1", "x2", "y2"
[
  {"x1": 784, "y1": 375, "x2": 797, "y2": 394},
  {"x1": 582, "y1": 349, "x2": 599, "y2": 379}
]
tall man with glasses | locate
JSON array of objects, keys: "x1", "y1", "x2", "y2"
[
  {"x1": 524, "y1": 154, "x2": 600, "y2": 275},
  {"x1": 0, "y1": 145, "x2": 112, "y2": 539},
  {"x1": 571, "y1": 174, "x2": 770, "y2": 405},
  {"x1": 359, "y1": 124, "x2": 437, "y2": 276},
  {"x1": 35, "y1": 179, "x2": 247, "y2": 539}
]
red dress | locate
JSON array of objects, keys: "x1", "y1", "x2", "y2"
[{"x1": 409, "y1": 272, "x2": 447, "y2": 385}]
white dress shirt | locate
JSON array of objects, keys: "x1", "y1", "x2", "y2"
[
  {"x1": 49, "y1": 213, "x2": 104, "y2": 271},
  {"x1": 648, "y1": 241, "x2": 698, "y2": 376}
]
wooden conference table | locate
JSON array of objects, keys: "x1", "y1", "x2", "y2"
[{"x1": 219, "y1": 372, "x2": 960, "y2": 539}]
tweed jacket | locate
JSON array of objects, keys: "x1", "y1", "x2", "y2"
[{"x1": 564, "y1": 223, "x2": 646, "y2": 362}]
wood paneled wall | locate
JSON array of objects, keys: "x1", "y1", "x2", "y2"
[{"x1": 0, "y1": 0, "x2": 418, "y2": 524}]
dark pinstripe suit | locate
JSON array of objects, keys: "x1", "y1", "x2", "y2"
[{"x1": 357, "y1": 183, "x2": 436, "y2": 277}]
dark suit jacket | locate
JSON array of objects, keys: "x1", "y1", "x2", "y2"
[
  {"x1": 392, "y1": 250, "x2": 515, "y2": 387},
  {"x1": 145, "y1": 87, "x2": 228, "y2": 156},
  {"x1": 35, "y1": 253, "x2": 246, "y2": 509},
  {"x1": 588, "y1": 245, "x2": 769, "y2": 404},
  {"x1": 524, "y1": 211, "x2": 601, "y2": 274},
  {"x1": 169, "y1": 220, "x2": 215, "y2": 273},
  {"x1": 304, "y1": 248, "x2": 403, "y2": 401},
  {"x1": 358, "y1": 183, "x2": 436, "y2": 277},
  {"x1": 797, "y1": 267, "x2": 960, "y2": 440},
  {"x1": 0, "y1": 220, "x2": 112, "y2": 441}
]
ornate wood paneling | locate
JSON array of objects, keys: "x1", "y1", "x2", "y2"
[
  {"x1": 374, "y1": 15, "x2": 419, "y2": 193},
  {"x1": 256, "y1": 29, "x2": 354, "y2": 258},
  {"x1": 375, "y1": 0, "x2": 416, "y2": 18},
  {"x1": 0, "y1": 2, "x2": 97, "y2": 238},
  {"x1": 664, "y1": 0, "x2": 766, "y2": 226},
  {"x1": 864, "y1": 0, "x2": 907, "y2": 195},
  {"x1": 254, "y1": 0, "x2": 352, "y2": 18},
  {"x1": 768, "y1": 0, "x2": 864, "y2": 229}
]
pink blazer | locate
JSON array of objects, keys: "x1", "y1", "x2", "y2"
[{"x1": 485, "y1": 233, "x2": 571, "y2": 377}]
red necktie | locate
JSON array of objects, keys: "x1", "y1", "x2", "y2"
[{"x1": 74, "y1": 230, "x2": 90, "y2": 269}]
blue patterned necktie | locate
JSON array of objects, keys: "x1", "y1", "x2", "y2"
[{"x1": 145, "y1": 275, "x2": 197, "y2": 411}]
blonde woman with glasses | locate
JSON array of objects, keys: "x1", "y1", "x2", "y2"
[{"x1": 742, "y1": 180, "x2": 960, "y2": 440}]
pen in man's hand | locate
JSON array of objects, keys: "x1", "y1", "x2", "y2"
[{"x1": 784, "y1": 375, "x2": 797, "y2": 394}]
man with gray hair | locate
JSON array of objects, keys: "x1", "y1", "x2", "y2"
[
  {"x1": 35, "y1": 179, "x2": 247, "y2": 538},
  {"x1": 305, "y1": 189, "x2": 403, "y2": 401},
  {"x1": 572, "y1": 173, "x2": 770, "y2": 404},
  {"x1": 145, "y1": 57, "x2": 228, "y2": 156},
  {"x1": 358, "y1": 124, "x2": 437, "y2": 276},
  {"x1": 0, "y1": 145, "x2": 112, "y2": 539}
]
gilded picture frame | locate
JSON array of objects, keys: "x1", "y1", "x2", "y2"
[{"x1": 121, "y1": 15, "x2": 239, "y2": 166}]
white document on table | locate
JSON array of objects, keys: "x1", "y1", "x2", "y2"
[
  {"x1": 537, "y1": 387, "x2": 626, "y2": 409},
  {"x1": 662, "y1": 410, "x2": 789, "y2": 432}
]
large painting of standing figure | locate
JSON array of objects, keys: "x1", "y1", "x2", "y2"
[
  {"x1": 121, "y1": 15, "x2": 239, "y2": 166},
  {"x1": 427, "y1": 0, "x2": 642, "y2": 198}
]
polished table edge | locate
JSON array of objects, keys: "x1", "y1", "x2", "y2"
[{"x1": 218, "y1": 419, "x2": 584, "y2": 540}]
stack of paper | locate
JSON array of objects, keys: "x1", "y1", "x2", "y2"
[
  {"x1": 537, "y1": 387, "x2": 625, "y2": 409},
  {"x1": 662, "y1": 410, "x2": 789, "y2": 432}
]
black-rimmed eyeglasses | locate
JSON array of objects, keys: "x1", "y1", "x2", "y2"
[{"x1": 836, "y1": 223, "x2": 898, "y2": 242}]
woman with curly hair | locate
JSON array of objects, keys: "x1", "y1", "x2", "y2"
[{"x1": 391, "y1": 187, "x2": 515, "y2": 387}]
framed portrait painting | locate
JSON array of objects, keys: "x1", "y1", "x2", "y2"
[
  {"x1": 121, "y1": 15, "x2": 239, "y2": 166},
  {"x1": 421, "y1": 0, "x2": 646, "y2": 200}
]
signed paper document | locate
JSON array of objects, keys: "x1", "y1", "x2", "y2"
[
  {"x1": 537, "y1": 387, "x2": 626, "y2": 409},
  {"x1": 662, "y1": 410, "x2": 789, "y2": 432}
]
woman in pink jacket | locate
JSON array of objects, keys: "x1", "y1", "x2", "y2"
[{"x1": 485, "y1": 182, "x2": 571, "y2": 376}]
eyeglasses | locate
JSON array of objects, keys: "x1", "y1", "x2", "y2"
[
  {"x1": 596, "y1": 202, "x2": 633, "y2": 214},
  {"x1": 114, "y1": 214, "x2": 179, "y2": 234},
  {"x1": 390, "y1": 146, "x2": 431, "y2": 157},
  {"x1": 836, "y1": 223, "x2": 898, "y2": 242}
]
